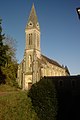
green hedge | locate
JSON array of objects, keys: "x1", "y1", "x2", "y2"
[{"x1": 28, "y1": 78, "x2": 58, "y2": 120}]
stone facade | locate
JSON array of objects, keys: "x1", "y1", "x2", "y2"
[{"x1": 17, "y1": 4, "x2": 70, "y2": 90}]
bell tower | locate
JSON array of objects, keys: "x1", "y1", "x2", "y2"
[
  {"x1": 25, "y1": 4, "x2": 41, "y2": 58},
  {"x1": 24, "y1": 4, "x2": 41, "y2": 89}
]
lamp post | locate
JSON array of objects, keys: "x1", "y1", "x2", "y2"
[{"x1": 76, "y1": 7, "x2": 80, "y2": 19}]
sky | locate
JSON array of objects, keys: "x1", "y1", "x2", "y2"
[{"x1": 0, "y1": 0, "x2": 80, "y2": 75}]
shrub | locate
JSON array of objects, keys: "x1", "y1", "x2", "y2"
[
  {"x1": 0, "y1": 91, "x2": 39, "y2": 120},
  {"x1": 28, "y1": 78, "x2": 58, "y2": 120}
]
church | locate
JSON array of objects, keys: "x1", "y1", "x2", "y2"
[{"x1": 17, "y1": 4, "x2": 70, "y2": 90}]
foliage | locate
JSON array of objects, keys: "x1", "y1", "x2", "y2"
[
  {"x1": 0, "y1": 91, "x2": 39, "y2": 120},
  {"x1": 2, "y1": 61, "x2": 18, "y2": 86},
  {"x1": 4, "y1": 35, "x2": 17, "y2": 63},
  {"x1": 28, "y1": 78, "x2": 58, "y2": 120},
  {"x1": 0, "y1": 19, "x2": 9, "y2": 67},
  {"x1": 0, "y1": 19, "x2": 8, "y2": 84},
  {"x1": 3, "y1": 35, "x2": 18, "y2": 86},
  {"x1": 0, "y1": 19, "x2": 18, "y2": 86}
]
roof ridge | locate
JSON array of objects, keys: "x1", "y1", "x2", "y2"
[{"x1": 41, "y1": 54, "x2": 62, "y2": 68}]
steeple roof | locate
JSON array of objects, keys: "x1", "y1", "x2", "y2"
[{"x1": 26, "y1": 4, "x2": 40, "y2": 30}]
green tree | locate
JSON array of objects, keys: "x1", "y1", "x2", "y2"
[
  {"x1": 0, "y1": 19, "x2": 7, "y2": 67},
  {"x1": 2, "y1": 36, "x2": 18, "y2": 86},
  {"x1": 0, "y1": 19, "x2": 8, "y2": 84},
  {"x1": 28, "y1": 78, "x2": 58, "y2": 120},
  {"x1": 0, "y1": 19, "x2": 18, "y2": 86}
]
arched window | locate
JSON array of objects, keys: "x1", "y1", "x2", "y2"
[
  {"x1": 29, "y1": 55, "x2": 32, "y2": 68},
  {"x1": 29, "y1": 33, "x2": 32, "y2": 45},
  {"x1": 37, "y1": 34, "x2": 39, "y2": 48}
]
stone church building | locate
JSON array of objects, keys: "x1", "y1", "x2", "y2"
[{"x1": 17, "y1": 4, "x2": 70, "y2": 90}]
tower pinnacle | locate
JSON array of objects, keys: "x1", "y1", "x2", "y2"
[{"x1": 26, "y1": 4, "x2": 40, "y2": 31}]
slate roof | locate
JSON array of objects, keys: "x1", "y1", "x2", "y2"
[
  {"x1": 41, "y1": 54, "x2": 63, "y2": 68},
  {"x1": 26, "y1": 4, "x2": 40, "y2": 30}
]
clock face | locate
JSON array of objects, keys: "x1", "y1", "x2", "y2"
[{"x1": 36, "y1": 22, "x2": 40, "y2": 29}]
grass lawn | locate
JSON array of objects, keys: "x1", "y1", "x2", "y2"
[
  {"x1": 0, "y1": 84, "x2": 19, "y2": 92},
  {"x1": 0, "y1": 85, "x2": 39, "y2": 120}
]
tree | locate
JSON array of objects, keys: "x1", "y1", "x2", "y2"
[
  {"x1": 4, "y1": 35, "x2": 17, "y2": 65},
  {"x1": 0, "y1": 19, "x2": 8, "y2": 84},
  {"x1": 0, "y1": 19, "x2": 18, "y2": 86},
  {"x1": 2, "y1": 36, "x2": 18, "y2": 86},
  {"x1": 0, "y1": 19, "x2": 8, "y2": 67}
]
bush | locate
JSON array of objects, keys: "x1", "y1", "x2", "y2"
[
  {"x1": 0, "y1": 91, "x2": 39, "y2": 120},
  {"x1": 28, "y1": 78, "x2": 58, "y2": 120}
]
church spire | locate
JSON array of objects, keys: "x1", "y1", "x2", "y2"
[{"x1": 26, "y1": 3, "x2": 40, "y2": 31}]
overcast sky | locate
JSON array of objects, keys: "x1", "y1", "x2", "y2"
[{"x1": 0, "y1": 0, "x2": 80, "y2": 75}]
